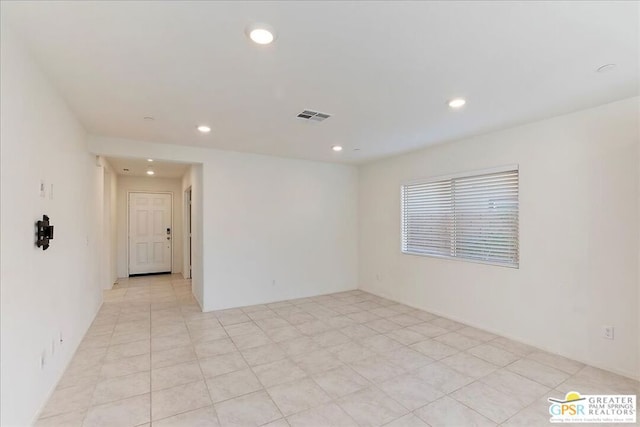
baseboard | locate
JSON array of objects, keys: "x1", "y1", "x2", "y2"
[
  {"x1": 31, "y1": 298, "x2": 104, "y2": 424},
  {"x1": 202, "y1": 285, "x2": 360, "y2": 312},
  {"x1": 192, "y1": 290, "x2": 204, "y2": 312},
  {"x1": 359, "y1": 285, "x2": 640, "y2": 382}
]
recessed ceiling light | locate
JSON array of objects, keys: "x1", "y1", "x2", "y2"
[
  {"x1": 146, "y1": 170, "x2": 155, "y2": 176},
  {"x1": 246, "y1": 24, "x2": 276, "y2": 45},
  {"x1": 143, "y1": 116, "x2": 154, "y2": 121},
  {"x1": 147, "y1": 159, "x2": 153, "y2": 162},
  {"x1": 448, "y1": 98, "x2": 466, "y2": 109},
  {"x1": 332, "y1": 145, "x2": 343, "y2": 152},
  {"x1": 250, "y1": 29, "x2": 274, "y2": 44},
  {"x1": 197, "y1": 125, "x2": 211, "y2": 133},
  {"x1": 596, "y1": 63, "x2": 616, "y2": 73}
]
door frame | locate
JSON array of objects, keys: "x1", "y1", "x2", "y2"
[
  {"x1": 102, "y1": 166, "x2": 114, "y2": 289},
  {"x1": 183, "y1": 186, "x2": 192, "y2": 279},
  {"x1": 127, "y1": 191, "x2": 174, "y2": 276}
]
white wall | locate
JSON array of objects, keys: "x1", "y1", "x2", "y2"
[
  {"x1": 182, "y1": 168, "x2": 193, "y2": 280},
  {"x1": 100, "y1": 157, "x2": 118, "y2": 289},
  {"x1": 116, "y1": 175, "x2": 183, "y2": 278},
  {"x1": 203, "y1": 151, "x2": 359, "y2": 310},
  {"x1": 0, "y1": 25, "x2": 103, "y2": 426},
  {"x1": 109, "y1": 166, "x2": 118, "y2": 285},
  {"x1": 182, "y1": 165, "x2": 205, "y2": 307},
  {"x1": 88, "y1": 137, "x2": 360, "y2": 311},
  {"x1": 359, "y1": 97, "x2": 639, "y2": 380}
]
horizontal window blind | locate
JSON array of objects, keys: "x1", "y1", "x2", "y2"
[{"x1": 401, "y1": 168, "x2": 519, "y2": 267}]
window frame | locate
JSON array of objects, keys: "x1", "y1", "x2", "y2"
[{"x1": 400, "y1": 164, "x2": 519, "y2": 269}]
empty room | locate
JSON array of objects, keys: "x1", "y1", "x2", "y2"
[{"x1": 0, "y1": 1, "x2": 638, "y2": 426}]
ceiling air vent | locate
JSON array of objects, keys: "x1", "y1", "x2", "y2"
[{"x1": 297, "y1": 110, "x2": 331, "y2": 122}]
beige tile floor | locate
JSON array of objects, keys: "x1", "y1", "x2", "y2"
[{"x1": 36, "y1": 274, "x2": 639, "y2": 427}]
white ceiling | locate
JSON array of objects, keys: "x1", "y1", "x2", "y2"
[
  {"x1": 3, "y1": 1, "x2": 638, "y2": 164},
  {"x1": 107, "y1": 157, "x2": 189, "y2": 179}
]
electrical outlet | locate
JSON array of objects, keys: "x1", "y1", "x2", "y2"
[{"x1": 602, "y1": 326, "x2": 614, "y2": 340}]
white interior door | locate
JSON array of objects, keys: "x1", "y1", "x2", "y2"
[{"x1": 129, "y1": 192, "x2": 172, "y2": 275}]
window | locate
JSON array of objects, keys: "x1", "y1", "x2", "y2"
[{"x1": 401, "y1": 166, "x2": 519, "y2": 267}]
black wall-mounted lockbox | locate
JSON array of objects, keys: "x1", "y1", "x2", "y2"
[{"x1": 36, "y1": 215, "x2": 54, "y2": 250}]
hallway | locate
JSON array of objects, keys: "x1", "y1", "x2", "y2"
[{"x1": 36, "y1": 276, "x2": 639, "y2": 427}]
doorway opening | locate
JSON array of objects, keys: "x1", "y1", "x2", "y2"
[{"x1": 99, "y1": 156, "x2": 200, "y2": 292}]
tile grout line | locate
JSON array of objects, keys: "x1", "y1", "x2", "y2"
[
  {"x1": 80, "y1": 282, "x2": 126, "y2": 426},
  {"x1": 148, "y1": 295, "x2": 152, "y2": 426},
  {"x1": 186, "y1": 293, "x2": 223, "y2": 427},
  {"x1": 40, "y1": 279, "x2": 639, "y2": 427},
  {"x1": 229, "y1": 328, "x2": 286, "y2": 425},
  {"x1": 141, "y1": 285, "x2": 218, "y2": 423}
]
